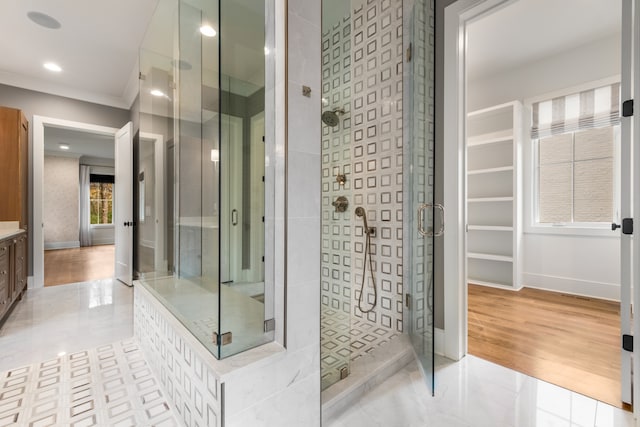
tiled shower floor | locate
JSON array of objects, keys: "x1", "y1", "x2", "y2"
[{"x1": 321, "y1": 306, "x2": 399, "y2": 388}]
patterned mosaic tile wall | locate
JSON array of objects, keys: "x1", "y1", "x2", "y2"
[
  {"x1": 0, "y1": 340, "x2": 179, "y2": 427},
  {"x1": 321, "y1": 14, "x2": 353, "y2": 318},
  {"x1": 134, "y1": 289, "x2": 222, "y2": 427},
  {"x1": 320, "y1": 0, "x2": 405, "y2": 387},
  {"x1": 350, "y1": 0, "x2": 404, "y2": 332},
  {"x1": 408, "y1": 0, "x2": 435, "y2": 335}
]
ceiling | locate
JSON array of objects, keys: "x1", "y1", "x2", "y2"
[
  {"x1": 467, "y1": 0, "x2": 621, "y2": 81},
  {"x1": 0, "y1": 0, "x2": 159, "y2": 109},
  {"x1": 0, "y1": 0, "x2": 621, "y2": 111},
  {"x1": 44, "y1": 127, "x2": 114, "y2": 160}
]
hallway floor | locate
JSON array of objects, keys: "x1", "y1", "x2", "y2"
[
  {"x1": 44, "y1": 245, "x2": 115, "y2": 286},
  {"x1": 0, "y1": 280, "x2": 634, "y2": 427}
]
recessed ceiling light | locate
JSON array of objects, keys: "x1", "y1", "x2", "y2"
[
  {"x1": 59, "y1": 144, "x2": 69, "y2": 150},
  {"x1": 200, "y1": 25, "x2": 217, "y2": 37},
  {"x1": 44, "y1": 62, "x2": 62, "y2": 72},
  {"x1": 57, "y1": 351, "x2": 66, "y2": 357},
  {"x1": 27, "y1": 11, "x2": 61, "y2": 29},
  {"x1": 150, "y1": 89, "x2": 165, "y2": 97}
]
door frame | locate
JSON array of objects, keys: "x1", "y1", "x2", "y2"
[
  {"x1": 32, "y1": 116, "x2": 119, "y2": 288},
  {"x1": 443, "y1": 0, "x2": 640, "y2": 415},
  {"x1": 139, "y1": 131, "x2": 166, "y2": 273},
  {"x1": 442, "y1": 0, "x2": 515, "y2": 361}
]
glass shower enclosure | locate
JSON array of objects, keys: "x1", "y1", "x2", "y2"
[
  {"x1": 136, "y1": 0, "x2": 274, "y2": 359},
  {"x1": 319, "y1": 0, "x2": 436, "y2": 393}
]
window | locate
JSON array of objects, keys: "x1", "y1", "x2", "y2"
[
  {"x1": 532, "y1": 83, "x2": 620, "y2": 226},
  {"x1": 90, "y1": 174, "x2": 114, "y2": 225}
]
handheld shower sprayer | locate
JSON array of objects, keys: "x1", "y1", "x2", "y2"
[
  {"x1": 355, "y1": 207, "x2": 369, "y2": 233},
  {"x1": 355, "y1": 207, "x2": 377, "y2": 313}
]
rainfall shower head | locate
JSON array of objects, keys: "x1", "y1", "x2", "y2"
[{"x1": 322, "y1": 108, "x2": 345, "y2": 127}]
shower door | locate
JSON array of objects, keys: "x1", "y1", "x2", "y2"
[{"x1": 405, "y1": 0, "x2": 436, "y2": 393}]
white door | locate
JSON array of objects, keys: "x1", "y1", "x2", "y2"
[
  {"x1": 612, "y1": 0, "x2": 640, "y2": 415},
  {"x1": 115, "y1": 122, "x2": 133, "y2": 286}
]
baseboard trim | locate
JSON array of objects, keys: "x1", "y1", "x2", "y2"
[
  {"x1": 140, "y1": 239, "x2": 154, "y2": 249},
  {"x1": 523, "y1": 272, "x2": 620, "y2": 302},
  {"x1": 434, "y1": 327, "x2": 445, "y2": 356},
  {"x1": 91, "y1": 239, "x2": 115, "y2": 246},
  {"x1": 44, "y1": 241, "x2": 80, "y2": 250}
]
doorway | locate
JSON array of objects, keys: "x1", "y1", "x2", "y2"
[
  {"x1": 463, "y1": 0, "x2": 623, "y2": 408},
  {"x1": 442, "y1": 0, "x2": 633, "y2": 412},
  {"x1": 33, "y1": 116, "x2": 123, "y2": 288}
]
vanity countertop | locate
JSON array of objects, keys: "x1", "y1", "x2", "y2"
[{"x1": 0, "y1": 221, "x2": 25, "y2": 241}]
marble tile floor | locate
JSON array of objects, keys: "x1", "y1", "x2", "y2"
[
  {"x1": 324, "y1": 354, "x2": 635, "y2": 427},
  {"x1": 0, "y1": 279, "x2": 133, "y2": 373},
  {"x1": 0, "y1": 339, "x2": 179, "y2": 426},
  {"x1": 1, "y1": 278, "x2": 635, "y2": 427}
]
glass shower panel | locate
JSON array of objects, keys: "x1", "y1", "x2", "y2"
[
  {"x1": 219, "y1": 0, "x2": 271, "y2": 358},
  {"x1": 405, "y1": 0, "x2": 436, "y2": 393},
  {"x1": 138, "y1": 0, "x2": 272, "y2": 360},
  {"x1": 138, "y1": 47, "x2": 176, "y2": 279},
  {"x1": 176, "y1": 0, "x2": 223, "y2": 357}
]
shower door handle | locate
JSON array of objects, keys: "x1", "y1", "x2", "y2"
[
  {"x1": 417, "y1": 203, "x2": 431, "y2": 236},
  {"x1": 434, "y1": 203, "x2": 445, "y2": 236},
  {"x1": 232, "y1": 209, "x2": 238, "y2": 226},
  {"x1": 417, "y1": 203, "x2": 445, "y2": 237}
]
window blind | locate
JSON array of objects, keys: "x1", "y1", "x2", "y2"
[{"x1": 531, "y1": 82, "x2": 620, "y2": 139}]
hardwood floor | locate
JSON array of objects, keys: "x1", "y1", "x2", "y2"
[
  {"x1": 468, "y1": 283, "x2": 627, "y2": 410},
  {"x1": 44, "y1": 245, "x2": 115, "y2": 286}
]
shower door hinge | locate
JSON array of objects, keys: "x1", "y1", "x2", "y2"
[
  {"x1": 406, "y1": 43, "x2": 412, "y2": 63},
  {"x1": 213, "y1": 331, "x2": 233, "y2": 346},
  {"x1": 264, "y1": 318, "x2": 275, "y2": 332},
  {"x1": 405, "y1": 293, "x2": 412, "y2": 309},
  {"x1": 623, "y1": 334, "x2": 633, "y2": 352},
  {"x1": 622, "y1": 99, "x2": 634, "y2": 117},
  {"x1": 139, "y1": 72, "x2": 145, "y2": 80}
]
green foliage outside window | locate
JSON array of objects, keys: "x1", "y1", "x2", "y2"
[{"x1": 90, "y1": 182, "x2": 113, "y2": 224}]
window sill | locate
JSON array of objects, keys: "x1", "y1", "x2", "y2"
[
  {"x1": 90, "y1": 224, "x2": 114, "y2": 229},
  {"x1": 524, "y1": 223, "x2": 619, "y2": 238}
]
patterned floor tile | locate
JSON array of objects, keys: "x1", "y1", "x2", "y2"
[
  {"x1": 0, "y1": 340, "x2": 180, "y2": 427},
  {"x1": 321, "y1": 305, "x2": 398, "y2": 389}
]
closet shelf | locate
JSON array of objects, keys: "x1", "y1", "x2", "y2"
[
  {"x1": 467, "y1": 166, "x2": 513, "y2": 175},
  {"x1": 468, "y1": 225, "x2": 513, "y2": 231},
  {"x1": 467, "y1": 134, "x2": 513, "y2": 147},
  {"x1": 468, "y1": 197, "x2": 513, "y2": 203},
  {"x1": 467, "y1": 252, "x2": 513, "y2": 262},
  {"x1": 467, "y1": 279, "x2": 514, "y2": 289}
]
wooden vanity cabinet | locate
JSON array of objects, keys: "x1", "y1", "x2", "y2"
[
  {"x1": 0, "y1": 231, "x2": 27, "y2": 322},
  {"x1": 0, "y1": 239, "x2": 10, "y2": 312},
  {"x1": 0, "y1": 106, "x2": 29, "y2": 229}
]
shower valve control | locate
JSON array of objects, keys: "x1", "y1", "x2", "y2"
[{"x1": 332, "y1": 196, "x2": 349, "y2": 213}]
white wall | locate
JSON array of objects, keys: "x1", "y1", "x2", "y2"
[
  {"x1": 467, "y1": 34, "x2": 620, "y2": 111},
  {"x1": 44, "y1": 155, "x2": 79, "y2": 249},
  {"x1": 468, "y1": 34, "x2": 621, "y2": 300}
]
